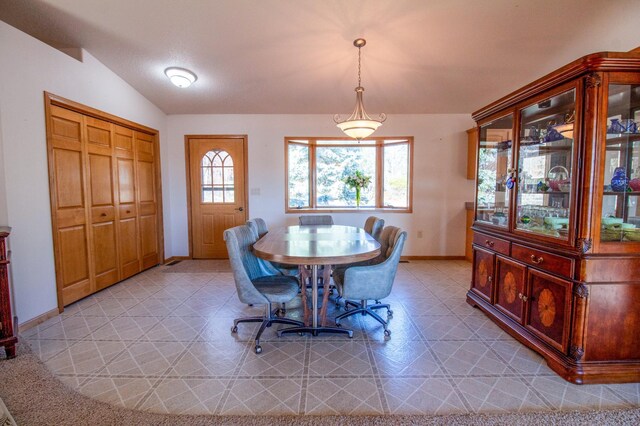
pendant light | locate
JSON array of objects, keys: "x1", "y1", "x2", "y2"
[{"x1": 334, "y1": 38, "x2": 386, "y2": 140}]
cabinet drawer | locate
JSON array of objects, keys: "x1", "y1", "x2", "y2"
[
  {"x1": 512, "y1": 244, "x2": 573, "y2": 278},
  {"x1": 473, "y1": 232, "x2": 510, "y2": 255}
]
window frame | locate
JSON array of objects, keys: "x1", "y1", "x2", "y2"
[{"x1": 284, "y1": 136, "x2": 414, "y2": 213}]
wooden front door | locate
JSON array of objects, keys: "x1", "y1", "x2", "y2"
[{"x1": 187, "y1": 136, "x2": 247, "y2": 258}]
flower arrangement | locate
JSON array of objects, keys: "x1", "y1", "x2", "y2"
[{"x1": 343, "y1": 170, "x2": 372, "y2": 207}]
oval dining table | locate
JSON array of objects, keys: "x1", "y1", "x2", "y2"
[{"x1": 253, "y1": 224, "x2": 380, "y2": 337}]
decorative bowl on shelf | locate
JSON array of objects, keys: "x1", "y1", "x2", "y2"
[
  {"x1": 558, "y1": 183, "x2": 571, "y2": 192},
  {"x1": 547, "y1": 165, "x2": 570, "y2": 191}
]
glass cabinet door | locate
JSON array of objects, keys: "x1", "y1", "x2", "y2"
[
  {"x1": 600, "y1": 83, "x2": 640, "y2": 243},
  {"x1": 515, "y1": 89, "x2": 576, "y2": 241},
  {"x1": 476, "y1": 115, "x2": 514, "y2": 228}
]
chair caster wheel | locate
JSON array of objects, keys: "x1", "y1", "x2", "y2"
[
  {"x1": 298, "y1": 332, "x2": 304, "y2": 336},
  {"x1": 231, "y1": 326, "x2": 238, "y2": 333},
  {"x1": 335, "y1": 322, "x2": 342, "y2": 328},
  {"x1": 384, "y1": 329, "x2": 391, "y2": 337},
  {"x1": 255, "y1": 345, "x2": 262, "y2": 354},
  {"x1": 387, "y1": 310, "x2": 393, "y2": 318},
  {"x1": 348, "y1": 331, "x2": 354, "y2": 338}
]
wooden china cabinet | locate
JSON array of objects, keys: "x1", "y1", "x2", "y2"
[{"x1": 467, "y1": 49, "x2": 640, "y2": 384}]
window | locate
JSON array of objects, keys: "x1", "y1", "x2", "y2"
[
  {"x1": 201, "y1": 150, "x2": 234, "y2": 203},
  {"x1": 285, "y1": 137, "x2": 413, "y2": 212}
]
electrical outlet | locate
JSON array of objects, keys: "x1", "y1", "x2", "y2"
[{"x1": 417, "y1": 230, "x2": 423, "y2": 238}]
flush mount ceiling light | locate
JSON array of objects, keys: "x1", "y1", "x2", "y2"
[
  {"x1": 334, "y1": 38, "x2": 386, "y2": 141},
  {"x1": 164, "y1": 67, "x2": 197, "y2": 88}
]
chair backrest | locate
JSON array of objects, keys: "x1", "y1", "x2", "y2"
[
  {"x1": 343, "y1": 226, "x2": 407, "y2": 301},
  {"x1": 299, "y1": 215, "x2": 334, "y2": 225},
  {"x1": 364, "y1": 216, "x2": 384, "y2": 241},
  {"x1": 223, "y1": 224, "x2": 275, "y2": 304},
  {"x1": 246, "y1": 218, "x2": 269, "y2": 238}
]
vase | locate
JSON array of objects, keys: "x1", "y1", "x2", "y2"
[
  {"x1": 611, "y1": 167, "x2": 629, "y2": 192},
  {"x1": 355, "y1": 187, "x2": 361, "y2": 207}
]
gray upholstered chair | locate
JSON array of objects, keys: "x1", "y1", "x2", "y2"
[
  {"x1": 224, "y1": 224, "x2": 303, "y2": 354},
  {"x1": 364, "y1": 216, "x2": 385, "y2": 242},
  {"x1": 333, "y1": 226, "x2": 407, "y2": 338},
  {"x1": 246, "y1": 218, "x2": 299, "y2": 276},
  {"x1": 334, "y1": 216, "x2": 384, "y2": 307},
  {"x1": 246, "y1": 217, "x2": 269, "y2": 238},
  {"x1": 299, "y1": 215, "x2": 334, "y2": 225}
]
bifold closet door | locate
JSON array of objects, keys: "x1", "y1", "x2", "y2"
[
  {"x1": 85, "y1": 117, "x2": 120, "y2": 291},
  {"x1": 48, "y1": 106, "x2": 92, "y2": 304},
  {"x1": 46, "y1": 94, "x2": 162, "y2": 309},
  {"x1": 135, "y1": 131, "x2": 160, "y2": 269},
  {"x1": 114, "y1": 125, "x2": 141, "y2": 279}
]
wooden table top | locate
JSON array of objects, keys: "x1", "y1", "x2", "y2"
[{"x1": 253, "y1": 225, "x2": 380, "y2": 265}]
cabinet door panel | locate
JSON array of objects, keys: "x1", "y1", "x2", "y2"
[
  {"x1": 494, "y1": 256, "x2": 527, "y2": 322},
  {"x1": 471, "y1": 247, "x2": 494, "y2": 302},
  {"x1": 526, "y1": 269, "x2": 571, "y2": 352}
]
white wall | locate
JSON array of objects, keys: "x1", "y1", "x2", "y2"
[
  {"x1": 0, "y1": 20, "x2": 475, "y2": 324},
  {"x1": 167, "y1": 114, "x2": 475, "y2": 257},
  {"x1": 0, "y1": 21, "x2": 169, "y2": 323}
]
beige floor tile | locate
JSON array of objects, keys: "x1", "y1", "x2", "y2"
[
  {"x1": 305, "y1": 377, "x2": 383, "y2": 415},
  {"x1": 139, "y1": 377, "x2": 228, "y2": 414},
  {"x1": 221, "y1": 378, "x2": 302, "y2": 415},
  {"x1": 455, "y1": 376, "x2": 551, "y2": 413},
  {"x1": 382, "y1": 377, "x2": 467, "y2": 414}
]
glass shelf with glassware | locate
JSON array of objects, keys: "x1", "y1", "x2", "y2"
[
  {"x1": 514, "y1": 89, "x2": 576, "y2": 241},
  {"x1": 600, "y1": 83, "x2": 640, "y2": 243}
]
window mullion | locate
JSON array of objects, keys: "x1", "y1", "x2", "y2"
[
  {"x1": 376, "y1": 142, "x2": 383, "y2": 208},
  {"x1": 310, "y1": 142, "x2": 316, "y2": 209}
]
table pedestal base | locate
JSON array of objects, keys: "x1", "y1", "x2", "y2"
[
  {"x1": 278, "y1": 264, "x2": 353, "y2": 338},
  {"x1": 278, "y1": 325, "x2": 353, "y2": 338}
]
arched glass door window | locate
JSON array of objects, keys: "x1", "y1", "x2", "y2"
[{"x1": 201, "y1": 150, "x2": 234, "y2": 203}]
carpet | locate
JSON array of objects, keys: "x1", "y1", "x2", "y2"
[
  {"x1": 163, "y1": 259, "x2": 232, "y2": 273},
  {"x1": 0, "y1": 343, "x2": 638, "y2": 425}
]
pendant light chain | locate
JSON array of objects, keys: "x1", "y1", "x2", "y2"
[{"x1": 357, "y1": 45, "x2": 362, "y2": 88}]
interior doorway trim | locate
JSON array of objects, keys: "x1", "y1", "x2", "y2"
[{"x1": 184, "y1": 134, "x2": 249, "y2": 258}]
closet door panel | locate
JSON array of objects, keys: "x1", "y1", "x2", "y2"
[
  {"x1": 119, "y1": 218, "x2": 140, "y2": 278},
  {"x1": 115, "y1": 125, "x2": 141, "y2": 278},
  {"x1": 58, "y1": 226, "x2": 91, "y2": 304},
  {"x1": 48, "y1": 105, "x2": 92, "y2": 305},
  {"x1": 85, "y1": 117, "x2": 119, "y2": 289},
  {"x1": 140, "y1": 214, "x2": 158, "y2": 269},
  {"x1": 136, "y1": 131, "x2": 160, "y2": 269},
  {"x1": 92, "y1": 221, "x2": 119, "y2": 289}
]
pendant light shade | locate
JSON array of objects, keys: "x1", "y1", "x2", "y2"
[{"x1": 334, "y1": 39, "x2": 386, "y2": 140}]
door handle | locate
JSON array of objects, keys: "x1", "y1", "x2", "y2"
[{"x1": 235, "y1": 207, "x2": 244, "y2": 212}]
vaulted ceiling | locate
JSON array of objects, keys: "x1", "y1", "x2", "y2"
[{"x1": 1, "y1": 0, "x2": 639, "y2": 115}]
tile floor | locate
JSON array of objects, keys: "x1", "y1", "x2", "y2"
[{"x1": 19, "y1": 260, "x2": 640, "y2": 415}]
